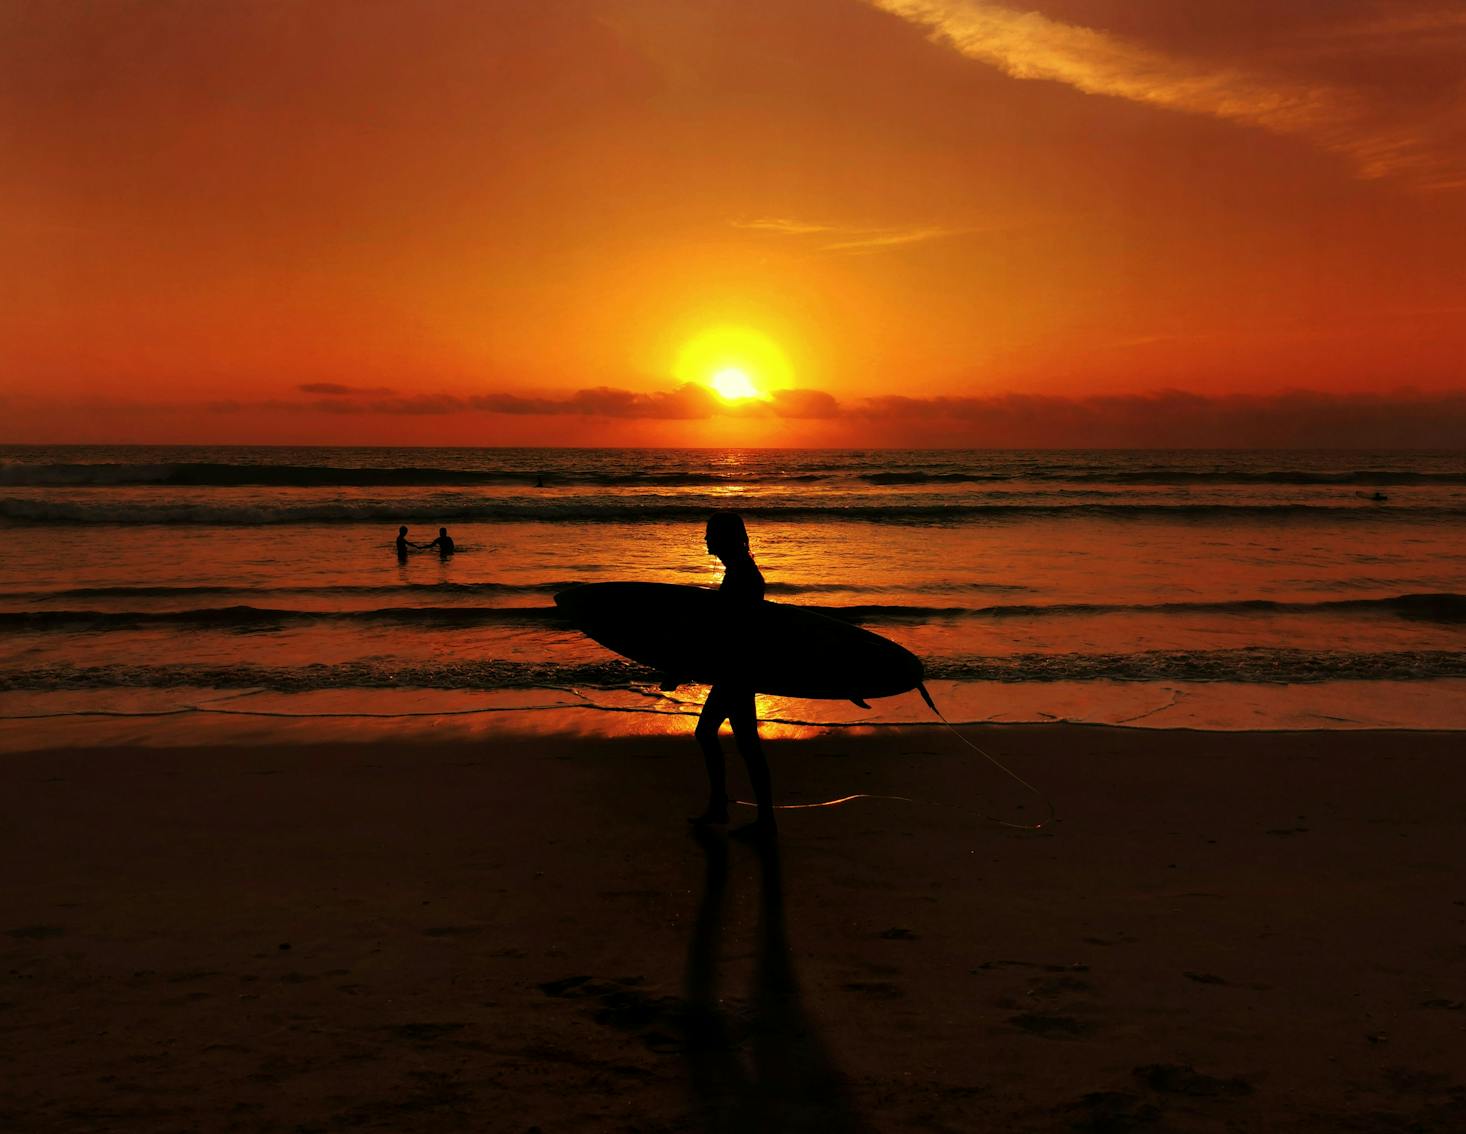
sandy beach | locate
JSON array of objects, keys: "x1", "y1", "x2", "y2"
[
  {"x1": 3, "y1": 725, "x2": 1464, "y2": 1132},
  {"x1": 8, "y1": 0, "x2": 1466, "y2": 1127}
]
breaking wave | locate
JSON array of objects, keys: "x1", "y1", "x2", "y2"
[
  {"x1": 5, "y1": 593, "x2": 1463, "y2": 634},
  {"x1": 6, "y1": 648, "x2": 1464, "y2": 693},
  {"x1": 4, "y1": 498, "x2": 1459, "y2": 526},
  {"x1": 4, "y1": 578, "x2": 1030, "y2": 603},
  {"x1": 0, "y1": 605, "x2": 567, "y2": 631},
  {"x1": 836, "y1": 592, "x2": 1466, "y2": 624},
  {"x1": 5, "y1": 459, "x2": 1463, "y2": 489}
]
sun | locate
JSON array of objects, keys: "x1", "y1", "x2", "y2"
[
  {"x1": 710, "y1": 367, "x2": 760, "y2": 401},
  {"x1": 674, "y1": 325, "x2": 793, "y2": 402}
]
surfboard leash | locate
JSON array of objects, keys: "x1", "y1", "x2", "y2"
[
  {"x1": 916, "y1": 682, "x2": 1055, "y2": 831},
  {"x1": 735, "y1": 683, "x2": 1055, "y2": 832}
]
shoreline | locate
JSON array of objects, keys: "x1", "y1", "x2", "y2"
[
  {"x1": 4, "y1": 727, "x2": 1465, "y2": 1131},
  {"x1": 8, "y1": 675, "x2": 1466, "y2": 750}
]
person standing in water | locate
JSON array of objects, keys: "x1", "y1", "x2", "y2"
[
  {"x1": 423, "y1": 527, "x2": 455, "y2": 556},
  {"x1": 693, "y1": 510, "x2": 776, "y2": 838},
  {"x1": 395, "y1": 525, "x2": 418, "y2": 561}
]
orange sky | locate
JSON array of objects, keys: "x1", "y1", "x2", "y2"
[{"x1": 3, "y1": 0, "x2": 1464, "y2": 446}]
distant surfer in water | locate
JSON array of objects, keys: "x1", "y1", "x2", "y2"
[
  {"x1": 395, "y1": 525, "x2": 418, "y2": 561},
  {"x1": 693, "y1": 510, "x2": 776, "y2": 838},
  {"x1": 424, "y1": 527, "x2": 455, "y2": 556}
]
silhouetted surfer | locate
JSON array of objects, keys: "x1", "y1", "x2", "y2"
[
  {"x1": 693, "y1": 511, "x2": 775, "y2": 838},
  {"x1": 395, "y1": 525, "x2": 418, "y2": 561},
  {"x1": 424, "y1": 527, "x2": 455, "y2": 556}
]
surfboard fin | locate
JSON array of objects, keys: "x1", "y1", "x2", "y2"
[
  {"x1": 850, "y1": 697, "x2": 870, "y2": 709},
  {"x1": 916, "y1": 682, "x2": 938, "y2": 714}
]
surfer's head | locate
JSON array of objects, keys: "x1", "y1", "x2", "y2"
[
  {"x1": 398, "y1": 526, "x2": 408, "y2": 535},
  {"x1": 705, "y1": 510, "x2": 750, "y2": 560}
]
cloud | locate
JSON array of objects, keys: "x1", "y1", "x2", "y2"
[
  {"x1": 731, "y1": 217, "x2": 971, "y2": 252},
  {"x1": 365, "y1": 394, "x2": 466, "y2": 415},
  {"x1": 731, "y1": 218, "x2": 842, "y2": 237},
  {"x1": 10, "y1": 385, "x2": 1466, "y2": 446},
  {"x1": 769, "y1": 388, "x2": 841, "y2": 419},
  {"x1": 462, "y1": 383, "x2": 842, "y2": 420},
  {"x1": 1299, "y1": 8, "x2": 1466, "y2": 47},
  {"x1": 298, "y1": 382, "x2": 397, "y2": 396},
  {"x1": 868, "y1": 0, "x2": 1464, "y2": 189},
  {"x1": 847, "y1": 388, "x2": 1466, "y2": 446},
  {"x1": 235, "y1": 383, "x2": 840, "y2": 421},
  {"x1": 457, "y1": 384, "x2": 720, "y2": 419},
  {"x1": 184, "y1": 384, "x2": 1466, "y2": 445}
]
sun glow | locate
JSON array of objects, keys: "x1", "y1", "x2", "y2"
[
  {"x1": 675, "y1": 325, "x2": 794, "y2": 402},
  {"x1": 710, "y1": 367, "x2": 759, "y2": 400}
]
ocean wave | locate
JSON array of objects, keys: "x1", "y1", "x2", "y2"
[
  {"x1": 16, "y1": 579, "x2": 1023, "y2": 601},
  {"x1": 3, "y1": 498, "x2": 1458, "y2": 526},
  {"x1": 0, "y1": 578, "x2": 1031, "y2": 605},
  {"x1": 0, "y1": 659, "x2": 653, "y2": 693},
  {"x1": 5, "y1": 648, "x2": 1464, "y2": 693},
  {"x1": 5, "y1": 592, "x2": 1463, "y2": 633},
  {"x1": 0, "y1": 604, "x2": 567, "y2": 631},
  {"x1": 1003, "y1": 469, "x2": 1466, "y2": 486},
  {"x1": 858, "y1": 471, "x2": 1010, "y2": 484},
  {"x1": 0, "y1": 600, "x2": 946, "y2": 633},
  {"x1": 798, "y1": 594, "x2": 1466, "y2": 624},
  {"x1": 913, "y1": 592, "x2": 1466, "y2": 623},
  {"x1": 35, "y1": 581, "x2": 577, "y2": 599},
  {"x1": 0, "y1": 461, "x2": 832, "y2": 489},
  {"x1": 5, "y1": 459, "x2": 1462, "y2": 489},
  {"x1": 852, "y1": 469, "x2": 1461, "y2": 486},
  {"x1": 927, "y1": 649, "x2": 1466, "y2": 683},
  {"x1": 779, "y1": 594, "x2": 1459, "y2": 625}
]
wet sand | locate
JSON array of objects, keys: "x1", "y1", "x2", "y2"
[{"x1": 3, "y1": 727, "x2": 1465, "y2": 1132}]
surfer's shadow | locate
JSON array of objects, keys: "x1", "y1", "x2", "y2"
[{"x1": 680, "y1": 829, "x2": 864, "y2": 1133}]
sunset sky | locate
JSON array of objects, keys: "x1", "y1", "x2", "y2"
[{"x1": 3, "y1": 0, "x2": 1465, "y2": 446}]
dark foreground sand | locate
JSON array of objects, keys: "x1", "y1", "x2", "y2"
[{"x1": 3, "y1": 727, "x2": 1465, "y2": 1132}]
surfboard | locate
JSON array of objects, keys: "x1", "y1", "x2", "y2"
[{"x1": 554, "y1": 582, "x2": 924, "y2": 703}]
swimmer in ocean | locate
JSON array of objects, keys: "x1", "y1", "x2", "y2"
[{"x1": 423, "y1": 527, "x2": 455, "y2": 556}]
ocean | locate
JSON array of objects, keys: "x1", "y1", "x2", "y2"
[{"x1": 2, "y1": 445, "x2": 1463, "y2": 746}]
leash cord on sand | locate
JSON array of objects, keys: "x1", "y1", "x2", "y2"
[
  {"x1": 735, "y1": 682, "x2": 1055, "y2": 832},
  {"x1": 5, "y1": 681, "x2": 1055, "y2": 829}
]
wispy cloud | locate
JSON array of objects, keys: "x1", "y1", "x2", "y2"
[
  {"x1": 732, "y1": 218, "x2": 843, "y2": 237},
  {"x1": 868, "y1": 0, "x2": 1464, "y2": 189},
  {"x1": 226, "y1": 383, "x2": 841, "y2": 421},
  {"x1": 732, "y1": 217, "x2": 970, "y2": 252},
  {"x1": 233, "y1": 385, "x2": 1466, "y2": 444},
  {"x1": 845, "y1": 388, "x2": 1466, "y2": 446},
  {"x1": 823, "y1": 225, "x2": 961, "y2": 252},
  {"x1": 298, "y1": 382, "x2": 396, "y2": 396},
  {"x1": 1298, "y1": 8, "x2": 1466, "y2": 47},
  {"x1": 12, "y1": 387, "x2": 1466, "y2": 446}
]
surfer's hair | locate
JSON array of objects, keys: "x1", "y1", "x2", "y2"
[{"x1": 706, "y1": 510, "x2": 749, "y2": 548}]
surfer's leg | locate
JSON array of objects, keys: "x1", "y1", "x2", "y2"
[
  {"x1": 692, "y1": 686, "x2": 732, "y2": 824},
  {"x1": 729, "y1": 689, "x2": 776, "y2": 835}
]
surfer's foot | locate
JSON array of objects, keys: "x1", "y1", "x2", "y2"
[{"x1": 688, "y1": 803, "x2": 729, "y2": 827}]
